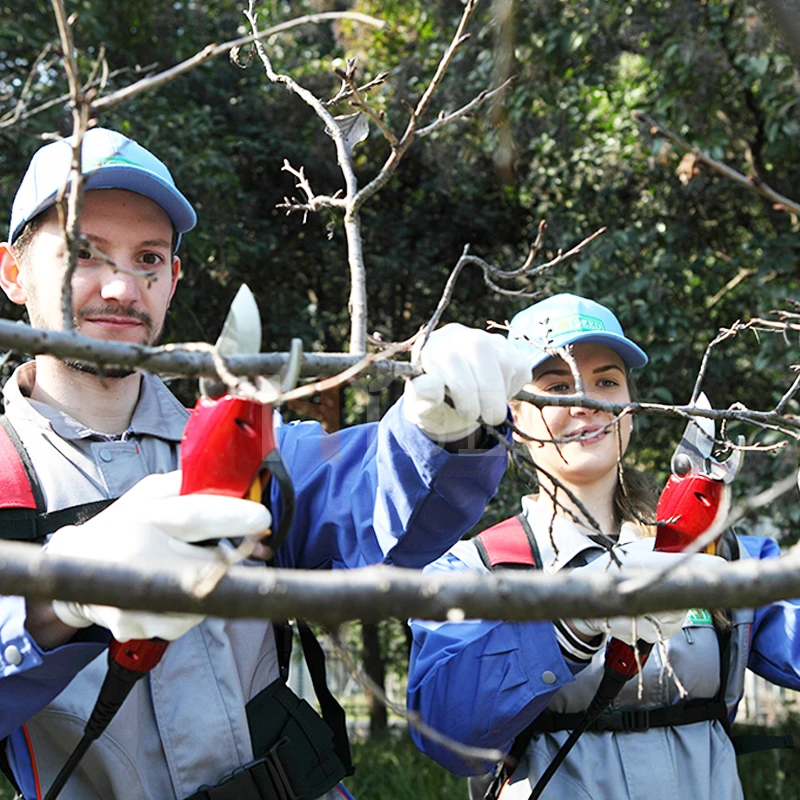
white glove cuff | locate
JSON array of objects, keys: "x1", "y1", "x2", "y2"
[{"x1": 52, "y1": 601, "x2": 93, "y2": 630}]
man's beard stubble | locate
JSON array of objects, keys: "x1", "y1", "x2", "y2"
[{"x1": 29, "y1": 303, "x2": 162, "y2": 379}]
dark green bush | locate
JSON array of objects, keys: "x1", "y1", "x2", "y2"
[{"x1": 735, "y1": 716, "x2": 800, "y2": 800}]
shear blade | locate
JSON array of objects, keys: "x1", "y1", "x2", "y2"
[{"x1": 216, "y1": 284, "x2": 262, "y2": 357}]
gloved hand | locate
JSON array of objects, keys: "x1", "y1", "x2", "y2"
[
  {"x1": 569, "y1": 538, "x2": 719, "y2": 645},
  {"x1": 45, "y1": 471, "x2": 271, "y2": 642},
  {"x1": 403, "y1": 323, "x2": 533, "y2": 442}
]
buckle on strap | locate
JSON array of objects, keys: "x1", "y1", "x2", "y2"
[
  {"x1": 619, "y1": 709, "x2": 650, "y2": 732},
  {"x1": 190, "y1": 748, "x2": 296, "y2": 800}
]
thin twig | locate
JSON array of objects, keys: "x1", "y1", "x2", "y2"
[{"x1": 635, "y1": 111, "x2": 800, "y2": 216}]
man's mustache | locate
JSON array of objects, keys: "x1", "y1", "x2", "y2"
[{"x1": 75, "y1": 305, "x2": 153, "y2": 330}]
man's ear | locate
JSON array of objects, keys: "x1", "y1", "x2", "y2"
[
  {"x1": 0, "y1": 243, "x2": 28, "y2": 305},
  {"x1": 167, "y1": 255, "x2": 181, "y2": 304}
]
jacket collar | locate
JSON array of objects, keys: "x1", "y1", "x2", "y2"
[
  {"x1": 3, "y1": 362, "x2": 188, "y2": 442},
  {"x1": 520, "y1": 494, "x2": 643, "y2": 574}
]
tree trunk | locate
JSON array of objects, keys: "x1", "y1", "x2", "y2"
[{"x1": 361, "y1": 622, "x2": 388, "y2": 737}]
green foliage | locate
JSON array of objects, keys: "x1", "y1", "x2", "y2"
[
  {"x1": 735, "y1": 715, "x2": 800, "y2": 799},
  {"x1": 1, "y1": 0, "x2": 798, "y2": 533},
  {"x1": 345, "y1": 729, "x2": 468, "y2": 799}
]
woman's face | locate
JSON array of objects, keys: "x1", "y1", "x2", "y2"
[{"x1": 514, "y1": 342, "x2": 633, "y2": 490}]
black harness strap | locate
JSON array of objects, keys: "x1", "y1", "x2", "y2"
[
  {"x1": 472, "y1": 521, "x2": 792, "y2": 800},
  {"x1": 254, "y1": 619, "x2": 353, "y2": 779},
  {"x1": 4, "y1": 500, "x2": 116, "y2": 544},
  {"x1": 296, "y1": 621, "x2": 353, "y2": 776},
  {"x1": 526, "y1": 698, "x2": 730, "y2": 734}
]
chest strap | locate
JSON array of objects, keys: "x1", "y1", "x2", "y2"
[
  {"x1": 1, "y1": 500, "x2": 116, "y2": 544},
  {"x1": 0, "y1": 415, "x2": 116, "y2": 543},
  {"x1": 526, "y1": 699, "x2": 794, "y2": 755}
]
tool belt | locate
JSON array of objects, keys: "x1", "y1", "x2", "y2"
[{"x1": 184, "y1": 679, "x2": 347, "y2": 800}]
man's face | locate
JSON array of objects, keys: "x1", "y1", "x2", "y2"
[{"x1": 6, "y1": 188, "x2": 180, "y2": 349}]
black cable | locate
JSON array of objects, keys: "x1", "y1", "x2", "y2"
[
  {"x1": 42, "y1": 735, "x2": 93, "y2": 800},
  {"x1": 42, "y1": 639, "x2": 166, "y2": 799},
  {"x1": 527, "y1": 668, "x2": 629, "y2": 800},
  {"x1": 528, "y1": 637, "x2": 654, "y2": 800}
]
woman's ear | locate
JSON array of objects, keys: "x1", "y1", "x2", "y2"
[{"x1": 0, "y1": 244, "x2": 28, "y2": 305}]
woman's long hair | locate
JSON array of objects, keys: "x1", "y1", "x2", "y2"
[
  {"x1": 613, "y1": 464, "x2": 659, "y2": 537},
  {"x1": 612, "y1": 369, "x2": 660, "y2": 537}
]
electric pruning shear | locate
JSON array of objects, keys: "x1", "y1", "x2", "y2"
[
  {"x1": 655, "y1": 392, "x2": 744, "y2": 554},
  {"x1": 527, "y1": 392, "x2": 744, "y2": 800},
  {"x1": 44, "y1": 285, "x2": 298, "y2": 800},
  {"x1": 180, "y1": 283, "x2": 297, "y2": 548}
]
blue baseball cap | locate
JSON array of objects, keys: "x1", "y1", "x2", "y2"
[
  {"x1": 508, "y1": 293, "x2": 648, "y2": 370},
  {"x1": 8, "y1": 128, "x2": 196, "y2": 247}
]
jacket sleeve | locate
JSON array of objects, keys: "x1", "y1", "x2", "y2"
[
  {"x1": 0, "y1": 595, "x2": 107, "y2": 738},
  {"x1": 272, "y1": 399, "x2": 510, "y2": 570},
  {"x1": 406, "y1": 544, "x2": 580, "y2": 777},
  {"x1": 741, "y1": 534, "x2": 800, "y2": 690}
]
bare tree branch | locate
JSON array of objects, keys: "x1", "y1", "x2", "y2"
[
  {"x1": 634, "y1": 111, "x2": 800, "y2": 216},
  {"x1": 3, "y1": 540, "x2": 800, "y2": 626},
  {"x1": 88, "y1": 12, "x2": 386, "y2": 115}
]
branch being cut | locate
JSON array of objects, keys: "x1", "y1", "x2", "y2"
[
  {"x1": 421, "y1": 225, "x2": 607, "y2": 347},
  {"x1": 1, "y1": 316, "x2": 798, "y2": 433},
  {"x1": 3, "y1": 540, "x2": 800, "y2": 625},
  {"x1": 0, "y1": 318, "x2": 418, "y2": 380}
]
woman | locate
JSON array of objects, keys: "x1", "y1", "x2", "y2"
[{"x1": 406, "y1": 293, "x2": 800, "y2": 799}]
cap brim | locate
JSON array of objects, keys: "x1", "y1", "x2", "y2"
[{"x1": 524, "y1": 332, "x2": 649, "y2": 370}]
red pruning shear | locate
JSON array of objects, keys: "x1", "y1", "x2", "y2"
[
  {"x1": 655, "y1": 392, "x2": 743, "y2": 555},
  {"x1": 180, "y1": 283, "x2": 297, "y2": 550}
]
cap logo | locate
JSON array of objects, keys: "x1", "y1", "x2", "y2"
[
  {"x1": 85, "y1": 155, "x2": 141, "y2": 171},
  {"x1": 549, "y1": 313, "x2": 605, "y2": 336}
]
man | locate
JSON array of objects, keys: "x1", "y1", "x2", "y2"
[{"x1": 0, "y1": 128, "x2": 532, "y2": 800}]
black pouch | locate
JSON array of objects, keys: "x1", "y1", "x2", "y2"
[
  {"x1": 248, "y1": 678, "x2": 347, "y2": 798},
  {"x1": 186, "y1": 679, "x2": 347, "y2": 800}
]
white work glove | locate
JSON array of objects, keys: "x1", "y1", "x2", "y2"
[
  {"x1": 570, "y1": 538, "x2": 718, "y2": 645},
  {"x1": 403, "y1": 323, "x2": 533, "y2": 442},
  {"x1": 46, "y1": 471, "x2": 271, "y2": 642}
]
